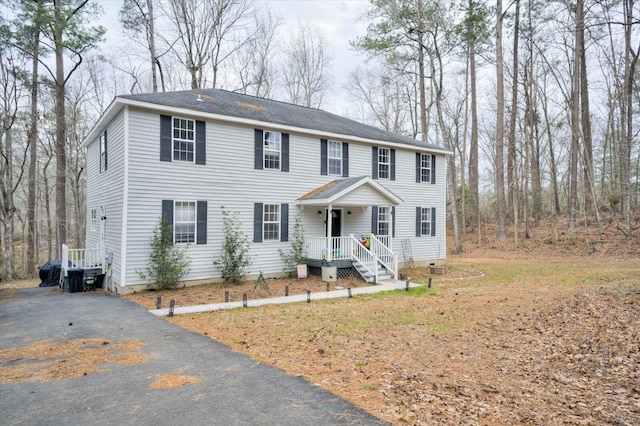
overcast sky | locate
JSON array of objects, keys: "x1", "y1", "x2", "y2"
[{"x1": 97, "y1": 0, "x2": 372, "y2": 113}]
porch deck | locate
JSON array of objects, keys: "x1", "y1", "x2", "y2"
[{"x1": 305, "y1": 234, "x2": 397, "y2": 282}]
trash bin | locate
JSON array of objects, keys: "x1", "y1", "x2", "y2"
[{"x1": 68, "y1": 269, "x2": 84, "y2": 293}]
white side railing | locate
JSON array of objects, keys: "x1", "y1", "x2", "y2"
[
  {"x1": 305, "y1": 236, "x2": 352, "y2": 261},
  {"x1": 61, "y1": 244, "x2": 106, "y2": 278},
  {"x1": 350, "y1": 235, "x2": 378, "y2": 283},
  {"x1": 369, "y1": 235, "x2": 398, "y2": 280},
  {"x1": 375, "y1": 234, "x2": 393, "y2": 251}
]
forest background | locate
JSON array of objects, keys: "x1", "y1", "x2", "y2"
[{"x1": 0, "y1": 0, "x2": 638, "y2": 281}]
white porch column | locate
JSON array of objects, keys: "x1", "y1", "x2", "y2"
[{"x1": 326, "y1": 203, "x2": 333, "y2": 260}]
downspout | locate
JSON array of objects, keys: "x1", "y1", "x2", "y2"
[{"x1": 326, "y1": 204, "x2": 333, "y2": 261}]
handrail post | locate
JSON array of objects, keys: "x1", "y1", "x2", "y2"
[{"x1": 61, "y1": 244, "x2": 69, "y2": 279}]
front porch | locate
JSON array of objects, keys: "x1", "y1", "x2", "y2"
[
  {"x1": 305, "y1": 234, "x2": 397, "y2": 283},
  {"x1": 297, "y1": 176, "x2": 403, "y2": 284}
]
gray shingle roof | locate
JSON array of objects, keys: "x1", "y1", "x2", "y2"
[{"x1": 120, "y1": 89, "x2": 445, "y2": 151}]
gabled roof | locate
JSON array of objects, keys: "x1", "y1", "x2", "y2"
[
  {"x1": 83, "y1": 88, "x2": 451, "y2": 154},
  {"x1": 297, "y1": 176, "x2": 403, "y2": 206}
]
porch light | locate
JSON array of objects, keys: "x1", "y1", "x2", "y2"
[
  {"x1": 347, "y1": 210, "x2": 352, "y2": 215},
  {"x1": 317, "y1": 210, "x2": 322, "y2": 216}
]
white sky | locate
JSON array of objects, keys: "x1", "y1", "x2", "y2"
[{"x1": 97, "y1": 0, "x2": 372, "y2": 114}]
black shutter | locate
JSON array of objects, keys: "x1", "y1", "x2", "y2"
[
  {"x1": 431, "y1": 207, "x2": 436, "y2": 236},
  {"x1": 320, "y1": 139, "x2": 328, "y2": 175},
  {"x1": 372, "y1": 147, "x2": 378, "y2": 179},
  {"x1": 371, "y1": 206, "x2": 378, "y2": 234},
  {"x1": 254, "y1": 129, "x2": 263, "y2": 170},
  {"x1": 160, "y1": 115, "x2": 172, "y2": 162},
  {"x1": 342, "y1": 143, "x2": 349, "y2": 177},
  {"x1": 162, "y1": 200, "x2": 174, "y2": 243},
  {"x1": 197, "y1": 201, "x2": 207, "y2": 244},
  {"x1": 103, "y1": 130, "x2": 108, "y2": 171},
  {"x1": 280, "y1": 203, "x2": 289, "y2": 242},
  {"x1": 390, "y1": 149, "x2": 396, "y2": 181},
  {"x1": 431, "y1": 155, "x2": 437, "y2": 184},
  {"x1": 253, "y1": 202, "x2": 263, "y2": 242},
  {"x1": 416, "y1": 207, "x2": 421, "y2": 237},
  {"x1": 416, "y1": 153, "x2": 421, "y2": 183},
  {"x1": 195, "y1": 120, "x2": 206, "y2": 165},
  {"x1": 392, "y1": 206, "x2": 396, "y2": 238},
  {"x1": 281, "y1": 133, "x2": 289, "y2": 172}
]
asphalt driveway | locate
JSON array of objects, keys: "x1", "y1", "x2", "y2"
[{"x1": 0, "y1": 287, "x2": 387, "y2": 425}]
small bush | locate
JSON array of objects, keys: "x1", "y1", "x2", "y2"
[
  {"x1": 213, "y1": 209, "x2": 253, "y2": 283},
  {"x1": 279, "y1": 214, "x2": 306, "y2": 277},
  {"x1": 138, "y1": 220, "x2": 191, "y2": 290}
]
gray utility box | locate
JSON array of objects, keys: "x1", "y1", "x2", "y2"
[{"x1": 321, "y1": 266, "x2": 337, "y2": 282}]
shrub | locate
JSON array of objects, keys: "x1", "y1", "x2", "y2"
[
  {"x1": 138, "y1": 220, "x2": 191, "y2": 290},
  {"x1": 279, "y1": 214, "x2": 306, "y2": 277},
  {"x1": 213, "y1": 209, "x2": 253, "y2": 283}
]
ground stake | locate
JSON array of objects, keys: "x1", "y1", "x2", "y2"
[
  {"x1": 168, "y1": 300, "x2": 175, "y2": 317},
  {"x1": 243, "y1": 293, "x2": 248, "y2": 307},
  {"x1": 156, "y1": 296, "x2": 162, "y2": 309},
  {"x1": 307, "y1": 290, "x2": 311, "y2": 303}
]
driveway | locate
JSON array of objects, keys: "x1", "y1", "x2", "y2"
[{"x1": 0, "y1": 288, "x2": 388, "y2": 425}]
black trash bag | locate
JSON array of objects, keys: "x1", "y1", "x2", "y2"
[{"x1": 38, "y1": 260, "x2": 62, "y2": 287}]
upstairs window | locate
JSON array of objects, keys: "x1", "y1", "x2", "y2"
[
  {"x1": 421, "y1": 154, "x2": 431, "y2": 182},
  {"x1": 263, "y1": 131, "x2": 281, "y2": 170},
  {"x1": 328, "y1": 141, "x2": 342, "y2": 175},
  {"x1": 100, "y1": 131, "x2": 107, "y2": 172},
  {"x1": 263, "y1": 204, "x2": 280, "y2": 241},
  {"x1": 173, "y1": 118, "x2": 195, "y2": 162},
  {"x1": 378, "y1": 148, "x2": 390, "y2": 179},
  {"x1": 174, "y1": 201, "x2": 196, "y2": 244}
]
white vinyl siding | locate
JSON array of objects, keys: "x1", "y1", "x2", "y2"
[{"x1": 90, "y1": 106, "x2": 447, "y2": 288}]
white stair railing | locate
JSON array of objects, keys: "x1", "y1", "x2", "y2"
[
  {"x1": 350, "y1": 235, "x2": 378, "y2": 283},
  {"x1": 61, "y1": 244, "x2": 106, "y2": 278},
  {"x1": 369, "y1": 234, "x2": 398, "y2": 280}
]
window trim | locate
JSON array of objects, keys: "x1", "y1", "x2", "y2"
[
  {"x1": 90, "y1": 208, "x2": 97, "y2": 232},
  {"x1": 172, "y1": 117, "x2": 196, "y2": 163},
  {"x1": 263, "y1": 130, "x2": 282, "y2": 170},
  {"x1": 420, "y1": 153, "x2": 432, "y2": 183},
  {"x1": 378, "y1": 147, "x2": 390, "y2": 179},
  {"x1": 174, "y1": 200, "x2": 197, "y2": 244},
  {"x1": 99, "y1": 131, "x2": 107, "y2": 172},
  {"x1": 262, "y1": 203, "x2": 280, "y2": 241},
  {"x1": 327, "y1": 140, "x2": 343, "y2": 176},
  {"x1": 420, "y1": 207, "x2": 432, "y2": 237},
  {"x1": 377, "y1": 206, "x2": 390, "y2": 236}
]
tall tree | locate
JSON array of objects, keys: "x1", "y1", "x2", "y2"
[
  {"x1": 40, "y1": 0, "x2": 104, "y2": 254},
  {"x1": 120, "y1": 0, "x2": 163, "y2": 92},
  {"x1": 495, "y1": 0, "x2": 507, "y2": 240},
  {"x1": 568, "y1": 0, "x2": 583, "y2": 231},
  {"x1": 282, "y1": 22, "x2": 331, "y2": 108}
]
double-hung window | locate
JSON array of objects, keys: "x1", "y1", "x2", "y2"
[
  {"x1": 420, "y1": 154, "x2": 432, "y2": 183},
  {"x1": 378, "y1": 148, "x2": 390, "y2": 179},
  {"x1": 263, "y1": 204, "x2": 280, "y2": 241},
  {"x1": 172, "y1": 118, "x2": 195, "y2": 162},
  {"x1": 328, "y1": 141, "x2": 342, "y2": 175},
  {"x1": 174, "y1": 201, "x2": 196, "y2": 244},
  {"x1": 263, "y1": 131, "x2": 281, "y2": 170},
  {"x1": 420, "y1": 207, "x2": 432, "y2": 236},
  {"x1": 90, "y1": 208, "x2": 97, "y2": 232},
  {"x1": 100, "y1": 131, "x2": 107, "y2": 172},
  {"x1": 377, "y1": 206, "x2": 390, "y2": 236}
]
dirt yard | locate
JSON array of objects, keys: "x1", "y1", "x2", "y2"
[
  {"x1": 3, "y1": 215, "x2": 639, "y2": 424},
  {"x1": 122, "y1": 216, "x2": 640, "y2": 425}
]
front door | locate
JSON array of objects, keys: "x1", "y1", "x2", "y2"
[{"x1": 326, "y1": 209, "x2": 342, "y2": 237}]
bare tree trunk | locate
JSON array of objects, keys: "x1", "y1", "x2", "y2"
[
  {"x1": 147, "y1": 0, "x2": 159, "y2": 93},
  {"x1": 621, "y1": 0, "x2": 637, "y2": 235},
  {"x1": 467, "y1": 0, "x2": 479, "y2": 229},
  {"x1": 27, "y1": 8, "x2": 41, "y2": 276},
  {"x1": 568, "y1": 0, "x2": 583, "y2": 231},
  {"x1": 507, "y1": 0, "x2": 520, "y2": 226},
  {"x1": 54, "y1": 1, "x2": 67, "y2": 256},
  {"x1": 418, "y1": 40, "x2": 428, "y2": 142},
  {"x1": 580, "y1": 29, "x2": 595, "y2": 221},
  {"x1": 495, "y1": 0, "x2": 507, "y2": 240}
]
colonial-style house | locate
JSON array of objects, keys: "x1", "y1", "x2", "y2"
[{"x1": 76, "y1": 89, "x2": 450, "y2": 294}]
